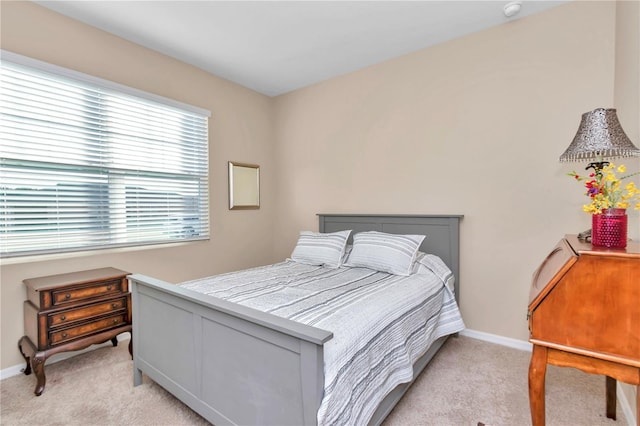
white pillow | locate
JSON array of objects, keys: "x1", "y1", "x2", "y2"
[
  {"x1": 345, "y1": 231, "x2": 425, "y2": 276},
  {"x1": 290, "y1": 230, "x2": 352, "y2": 268}
]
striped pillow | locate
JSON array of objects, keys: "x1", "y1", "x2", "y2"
[
  {"x1": 290, "y1": 230, "x2": 352, "y2": 268},
  {"x1": 345, "y1": 231, "x2": 425, "y2": 276}
]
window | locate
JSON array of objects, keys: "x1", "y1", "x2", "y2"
[{"x1": 0, "y1": 51, "x2": 210, "y2": 258}]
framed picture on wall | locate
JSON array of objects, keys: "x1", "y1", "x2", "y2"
[{"x1": 228, "y1": 161, "x2": 260, "y2": 210}]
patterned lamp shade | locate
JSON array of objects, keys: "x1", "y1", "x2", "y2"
[{"x1": 559, "y1": 108, "x2": 640, "y2": 162}]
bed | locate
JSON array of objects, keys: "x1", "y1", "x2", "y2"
[{"x1": 129, "y1": 214, "x2": 463, "y2": 425}]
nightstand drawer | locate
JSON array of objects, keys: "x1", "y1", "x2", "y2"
[
  {"x1": 51, "y1": 278, "x2": 123, "y2": 306},
  {"x1": 49, "y1": 297, "x2": 128, "y2": 327},
  {"x1": 49, "y1": 313, "x2": 128, "y2": 345},
  {"x1": 24, "y1": 267, "x2": 129, "y2": 309}
]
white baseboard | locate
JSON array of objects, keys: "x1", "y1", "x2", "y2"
[
  {"x1": 0, "y1": 333, "x2": 130, "y2": 381},
  {"x1": 460, "y1": 328, "x2": 636, "y2": 426},
  {"x1": 618, "y1": 382, "x2": 637, "y2": 426},
  {"x1": 0, "y1": 362, "x2": 26, "y2": 381},
  {"x1": 459, "y1": 328, "x2": 533, "y2": 352}
]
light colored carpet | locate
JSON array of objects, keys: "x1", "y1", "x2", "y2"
[
  {"x1": 383, "y1": 336, "x2": 622, "y2": 426},
  {"x1": 0, "y1": 335, "x2": 624, "y2": 425}
]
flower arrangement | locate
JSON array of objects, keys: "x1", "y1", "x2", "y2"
[{"x1": 569, "y1": 163, "x2": 640, "y2": 214}]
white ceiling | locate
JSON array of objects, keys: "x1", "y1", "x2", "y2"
[{"x1": 35, "y1": 1, "x2": 568, "y2": 97}]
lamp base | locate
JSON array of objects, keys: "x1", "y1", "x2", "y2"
[
  {"x1": 577, "y1": 228, "x2": 591, "y2": 242},
  {"x1": 586, "y1": 161, "x2": 609, "y2": 171}
]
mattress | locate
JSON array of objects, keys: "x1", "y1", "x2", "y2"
[{"x1": 180, "y1": 253, "x2": 465, "y2": 426}]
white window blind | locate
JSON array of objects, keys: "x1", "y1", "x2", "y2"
[{"x1": 0, "y1": 51, "x2": 210, "y2": 258}]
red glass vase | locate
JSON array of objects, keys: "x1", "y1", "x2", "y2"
[{"x1": 591, "y1": 208, "x2": 627, "y2": 248}]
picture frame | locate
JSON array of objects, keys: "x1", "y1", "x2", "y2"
[{"x1": 228, "y1": 161, "x2": 260, "y2": 210}]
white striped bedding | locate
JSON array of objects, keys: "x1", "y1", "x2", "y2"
[{"x1": 180, "y1": 253, "x2": 465, "y2": 426}]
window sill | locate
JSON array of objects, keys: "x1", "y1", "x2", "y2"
[{"x1": 0, "y1": 239, "x2": 208, "y2": 266}]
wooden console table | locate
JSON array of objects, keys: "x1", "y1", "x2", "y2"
[
  {"x1": 18, "y1": 267, "x2": 132, "y2": 395},
  {"x1": 527, "y1": 235, "x2": 639, "y2": 425}
]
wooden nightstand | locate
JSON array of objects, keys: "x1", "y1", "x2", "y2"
[
  {"x1": 18, "y1": 267, "x2": 132, "y2": 396},
  {"x1": 527, "y1": 235, "x2": 639, "y2": 426}
]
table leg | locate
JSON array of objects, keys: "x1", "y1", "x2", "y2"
[
  {"x1": 605, "y1": 376, "x2": 616, "y2": 420},
  {"x1": 18, "y1": 336, "x2": 47, "y2": 396},
  {"x1": 128, "y1": 334, "x2": 133, "y2": 359},
  {"x1": 31, "y1": 352, "x2": 46, "y2": 396},
  {"x1": 529, "y1": 345, "x2": 548, "y2": 426},
  {"x1": 17, "y1": 336, "x2": 32, "y2": 375}
]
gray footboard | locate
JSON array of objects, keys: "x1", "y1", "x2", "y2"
[{"x1": 130, "y1": 274, "x2": 333, "y2": 426}]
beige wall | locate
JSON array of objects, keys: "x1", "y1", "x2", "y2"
[
  {"x1": 615, "y1": 0, "x2": 640, "y2": 240},
  {"x1": 272, "y1": 0, "x2": 617, "y2": 343},
  {"x1": 0, "y1": 1, "x2": 277, "y2": 369},
  {"x1": 614, "y1": 0, "x2": 640, "y2": 419},
  {"x1": 0, "y1": 6, "x2": 636, "y2": 413}
]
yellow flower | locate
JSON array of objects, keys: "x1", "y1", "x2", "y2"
[
  {"x1": 569, "y1": 162, "x2": 640, "y2": 214},
  {"x1": 626, "y1": 182, "x2": 639, "y2": 193}
]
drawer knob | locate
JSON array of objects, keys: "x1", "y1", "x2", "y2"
[
  {"x1": 65, "y1": 293, "x2": 71, "y2": 299},
  {"x1": 112, "y1": 303, "x2": 118, "y2": 309},
  {"x1": 60, "y1": 315, "x2": 66, "y2": 321},
  {"x1": 113, "y1": 319, "x2": 119, "y2": 324},
  {"x1": 62, "y1": 332, "x2": 68, "y2": 338},
  {"x1": 107, "y1": 285, "x2": 112, "y2": 291}
]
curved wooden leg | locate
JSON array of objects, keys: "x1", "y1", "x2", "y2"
[
  {"x1": 18, "y1": 336, "x2": 32, "y2": 376},
  {"x1": 528, "y1": 345, "x2": 548, "y2": 426},
  {"x1": 128, "y1": 336, "x2": 133, "y2": 359},
  {"x1": 111, "y1": 336, "x2": 118, "y2": 347},
  {"x1": 31, "y1": 352, "x2": 46, "y2": 396}
]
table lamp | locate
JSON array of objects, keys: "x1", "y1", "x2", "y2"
[
  {"x1": 559, "y1": 108, "x2": 640, "y2": 242},
  {"x1": 559, "y1": 108, "x2": 639, "y2": 171}
]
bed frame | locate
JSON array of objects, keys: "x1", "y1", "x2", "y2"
[{"x1": 129, "y1": 214, "x2": 462, "y2": 426}]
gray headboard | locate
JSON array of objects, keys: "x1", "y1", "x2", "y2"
[{"x1": 318, "y1": 214, "x2": 463, "y2": 302}]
